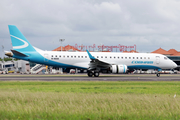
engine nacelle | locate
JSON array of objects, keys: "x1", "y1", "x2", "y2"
[{"x1": 111, "y1": 65, "x2": 127, "y2": 74}]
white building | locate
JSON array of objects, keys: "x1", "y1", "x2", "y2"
[{"x1": 0, "y1": 60, "x2": 30, "y2": 74}]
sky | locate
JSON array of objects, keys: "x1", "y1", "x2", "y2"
[{"x1": 1, "y1": 0, "x2": 180, "y2": 57}]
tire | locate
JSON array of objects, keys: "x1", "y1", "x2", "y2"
[
  {"x1": 94, "y1": 72, "x2": 99, "y2": 77},
  {"x1": 88, "y1": 72, "x2": 93, "y2": 77},
  {"x1": 156, "y1": 73, "x2": 160, "y2": 77}
]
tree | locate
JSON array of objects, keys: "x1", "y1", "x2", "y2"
[{"x1": 0, "y1": 57, "x2": 18, "y2": 61}]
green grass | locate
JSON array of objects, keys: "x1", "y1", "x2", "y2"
[
  {"x1": 0, "y1": 81, "x2": 180, "y2": 119},
  {"x1": 0, "y1": 81, "x2": 180, "y2": 94}
]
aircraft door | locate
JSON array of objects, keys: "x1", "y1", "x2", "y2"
[
  {"x1": 44, "y1": 54, "x2": 49, "y2": 62},
  {"x1": 156, "y1": 56, "x2": 160, "y2": 64}
]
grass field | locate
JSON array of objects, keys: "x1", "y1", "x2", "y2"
[{"x1": 0, "y1": 81, "x2": 180, "y2": 120}]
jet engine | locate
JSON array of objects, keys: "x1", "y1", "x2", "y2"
[{"x1": 111, "y1": 65, "x2": 127, "y2": 74}]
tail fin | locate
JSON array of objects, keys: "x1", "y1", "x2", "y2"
[{"x1": 8, "y1": 25, "x2": 36, "y2": 52}]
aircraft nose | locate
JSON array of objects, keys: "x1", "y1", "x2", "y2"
[{"x1": 172, "y1": 62, "x2": 178, "y2": 68}]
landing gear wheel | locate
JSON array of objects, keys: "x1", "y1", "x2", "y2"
[
  {"x1": 94, "y1": 72, "x2": 99, "y2": 77},
  {"x1": 156, "y1": 73, "x2": 160, "y2": 77},
  {"x1": 88, "y1": 72, "x2": 93, "y2": 77}
]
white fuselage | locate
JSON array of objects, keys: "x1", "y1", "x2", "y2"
[{"x1": 36, "y1": 49, "x2": 177, "y2": 70}]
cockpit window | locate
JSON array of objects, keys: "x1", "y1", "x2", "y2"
[{"x1": 164, "y1": 57, "x2": 168, "y2": 60}]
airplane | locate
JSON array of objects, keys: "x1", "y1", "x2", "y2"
[{"x1": 6, "y1": 25, "x2": 177, "y2": 77}]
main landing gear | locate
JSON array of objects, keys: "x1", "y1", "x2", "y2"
[{"x1": 87, "y1": 71, "x2": 99, "y2": 77}]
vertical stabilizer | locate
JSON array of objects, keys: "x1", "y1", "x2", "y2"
[{"x1": 8, "y1": 25, "x2": 36, "y2": 52}]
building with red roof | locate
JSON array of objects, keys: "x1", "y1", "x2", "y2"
[
  {"x1": 53, "y1": 45, "x2": 80, "y2": 51},
  {"x1": 151, "y1": 48, "x2": 172, "y2": 56},
  {"x1": 53, "y1": 46, "x2": 65, "y2": 51},
  {"x1": 168, "y1": 49, "x2": 178, "y2": 55},
  {"x1": 172, "y1": 53, "x2": 180, "y2": 56},
  {"x1": 122, "y1": 50, "x2": 138, "y2": 53},
  {"x1": 151, "y1": 48, "x2": 180, "y2": 56}
]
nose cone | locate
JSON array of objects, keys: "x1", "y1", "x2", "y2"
[{"x1": 172, "y1": 61, "x2": 178, "y2": 68}]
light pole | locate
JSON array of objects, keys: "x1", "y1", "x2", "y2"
[
  {"x1": 2, "y1": 45, "x2": 4, "y2": 62},
  {"x1": 59, "y1": 39, "x2": 65, "y2": 74},
  {"x1": 59, "y1": 39, "x2": 65, "y2": 52}
]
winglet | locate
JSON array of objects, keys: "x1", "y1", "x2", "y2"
[{"x1": 86, "y1": 50, "x2": 96, "y2": 60}]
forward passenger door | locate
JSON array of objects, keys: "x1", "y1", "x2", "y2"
[{"x1": 156, "y1": 56, "x2": 160, "y2": 64}]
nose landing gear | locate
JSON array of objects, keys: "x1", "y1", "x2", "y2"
[{"x1": 156, "y1": 73, "x2": 160, "y2": 77}]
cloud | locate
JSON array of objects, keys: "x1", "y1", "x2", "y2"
[{"x1": 1, "y1": 0, "x2": 180, "y2": 58}]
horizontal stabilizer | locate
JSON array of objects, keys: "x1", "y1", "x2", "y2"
[
  {"x1": 5, "y1": 51, "x2": 13, "y2": 57},
  {"x1": 11, "y1": 50, "x2": 28, "y2": 57}
]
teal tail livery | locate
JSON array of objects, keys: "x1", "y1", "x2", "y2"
[
  {"x1": 6, "y1": 25, "x2": 178, "y2": 77},
  {"x1": 8, "y1": 25, "x2": 36, "y2": 53}
]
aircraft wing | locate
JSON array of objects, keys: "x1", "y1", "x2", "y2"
[{"x1": 86, "y1": 50, "x2": 111, "y2": 70}]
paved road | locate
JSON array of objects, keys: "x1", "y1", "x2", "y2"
[{"x1": 0, "y1": 74, "x2": 180, "y2": 81}]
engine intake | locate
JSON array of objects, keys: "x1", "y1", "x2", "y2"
[{"x1": 111, "y1": 65, "x2": 127, "y2": 74}]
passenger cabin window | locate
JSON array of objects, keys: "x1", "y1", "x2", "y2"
[
  {"x1": 52, "y1": 55, "x2": 53, "y2": 57},
  {"x1": 137, "y1": 57, "x2": 138, "y2": 59},
  {"x1": 125, "y1": 57, "x2": 127, "y2": 59},
  {"x1": 140, "y1": 57, "x2": 142, "y2": 59},
  {"x1": 114, "y1": 57, "x2": 116, "y2": 59},
  {"x1": 148, "y1": 57, "x2": 150, "y2": 59},
  {"x1": 121, "y1": 57, "x2": 123, "y2": 59},
  {"x1": 59, "y1": 55, "x2": 61, "y2": 57},
  {"x1": 129, "y1": 57, "x2": 131, "y2": 59},
  {"x1": 133, "y1": 57, "x2": 135, "y2": 59}
]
